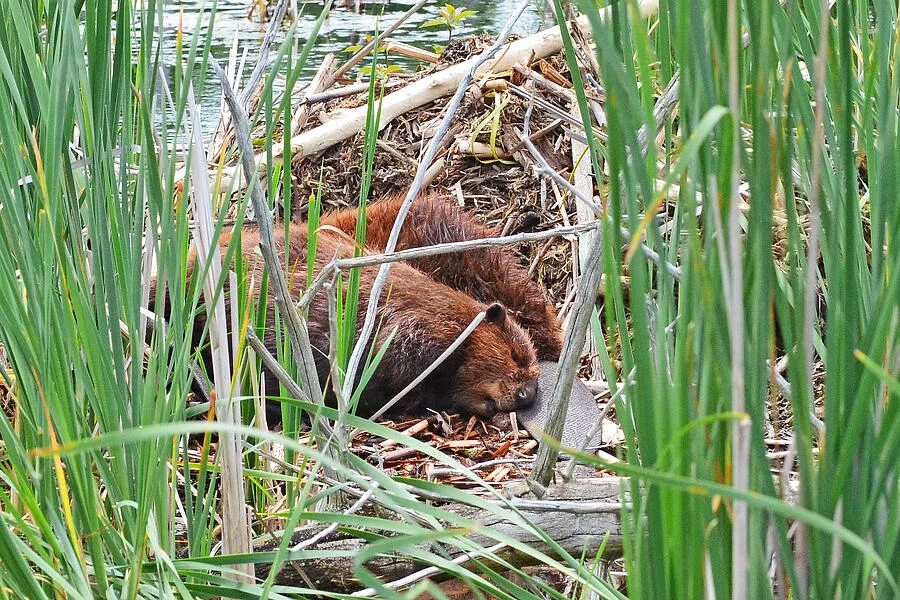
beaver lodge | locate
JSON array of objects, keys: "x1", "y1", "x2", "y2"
[{"x1": 198, "y1": 34, "x2": 634, "y2": 485}]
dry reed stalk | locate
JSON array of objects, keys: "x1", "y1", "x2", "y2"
[
  {"x1": 211, "y1": 59, "x2": 346, "y2": 491},
  {"x1": 185, "y1": 84, "x2": 254, "y2": 582},
  {"x1": 290, "y1": 53, "x2": 337, "y2": 137}
]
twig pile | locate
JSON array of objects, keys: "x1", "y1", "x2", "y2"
[
  {"x1": 284, "y1": 36, "x2": 581, "y2": 308},
  {"x1": 355, "y1": 413, "x2": 544, "y2": 487}
]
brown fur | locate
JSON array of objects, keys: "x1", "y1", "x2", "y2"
[
  {"x1": 320, "y1": 193, "x2": 564, "y2": 360},
  {"x1": 154, "y1": 223, "x2": 540, "y2": 419}
]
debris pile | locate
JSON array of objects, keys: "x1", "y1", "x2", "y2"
[{"x1": 285, "y1": 35, "x2": 584, "y2": 308}]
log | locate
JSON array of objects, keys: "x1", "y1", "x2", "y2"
[
  {"x1": 217, "y1": 0, "x2": 660, "y2": 191},
  {"x1": 257, "y1": 477, "x2": 626, "y2": 592},
  {"x1": 254, "y1": 473, "x2": 802, "y2": 593}
]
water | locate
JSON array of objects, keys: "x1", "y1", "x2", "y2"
[{"x1": 158, "y1": 0, "x2": 554, "y2": 130}]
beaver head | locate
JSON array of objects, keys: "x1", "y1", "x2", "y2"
[{"x1": 450, "y1": 303, "x2": 540, "y2": 418}]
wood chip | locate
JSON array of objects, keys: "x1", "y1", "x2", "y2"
[
  {"x1": 379, "y1": 418, "x2": 430, "y2": 449},
  {"x1": 490, "y1": 440, "x2": 513, "y2": 459},
  {"x1": 518, "y1": 440, "x2": 538, "y2": 454},
  {"x1": 383, "y1": 446, "x2": 421, "y2": 462},
  {"x1": 487, "y1": 466, "x2": 511, "y2": 482},
  {"x1": 440, "y1": 440, "x2": 484, "y2": 449},
  {"x1": 463, "y1": 416, "x2": 477, "y2": 440}
]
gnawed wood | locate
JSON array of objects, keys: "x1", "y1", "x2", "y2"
[{"x1": 289, "y1": 53, "x2": 336, "y2": 137}]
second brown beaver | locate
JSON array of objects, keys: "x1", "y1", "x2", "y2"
[
  {"x1": 152, "y1": 193, "x2": 567, "y2": 420},
  {"x1": 320, "y1": 193, "x2": 564, "y2": 360},
  {"x1": 166, "y1": 221, "x2": 540, "y2": 419}
]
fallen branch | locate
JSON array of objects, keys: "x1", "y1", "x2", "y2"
[
  {"x1": 186, "y1": 83, "x2": 254, "y2": 582},
  {"x1": 333, "y1": 220, "x2": 600, "y2": 270},
  {"x1": 258, "y1": 477, "x2": 627, "y2": 591}
]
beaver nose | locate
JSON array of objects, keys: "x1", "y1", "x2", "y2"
[{"x1": 514, "y1": 379, "x2": 538, "y2": 408}]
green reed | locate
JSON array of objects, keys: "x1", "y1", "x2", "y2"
[{"x1": 560, "y1": 0, "x2": 898, "y2": 597}]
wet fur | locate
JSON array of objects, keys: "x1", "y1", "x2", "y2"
[
  {"x1": 155, "y1": 223, "x2": 540, "y2": 419},
  {"x1": 320, "y1": 193, "x2": 564, "y2": 360}
]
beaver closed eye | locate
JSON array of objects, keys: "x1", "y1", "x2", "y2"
[
  {"x1": 472, "y1": 376, "x2": 538, "y2": 417},
  {"x1": 447, "y1": 302, "x2": 540, "y2": 418}
]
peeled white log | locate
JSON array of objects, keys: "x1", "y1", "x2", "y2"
[{"x1": 217, "y1": 0, "x2": 660, "y2": 192}]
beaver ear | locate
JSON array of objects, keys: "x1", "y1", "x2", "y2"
[{"x1": 484, "y1": 302, "x2": 507, "y2": 324}]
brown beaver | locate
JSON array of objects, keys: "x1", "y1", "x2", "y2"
[
  {"x1": 154, "y1": 222, "x2": 540, "y2": 419},
  {"x1": 320, "y1": 193, "x2": 564, "y2": 360}
]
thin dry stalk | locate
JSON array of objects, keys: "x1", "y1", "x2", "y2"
[
  {"x1": 212, "y1": 0, "x2": 292, "y2": 156},
  {"x1": 324, "y1": 280, "x2": 348, "y2": 413},
  {"x1": 241, "y1": 0, "x2": 293, "y2": 107},
  {"x1": 291, "y1": 483, "x2": 379, "y2": 551},
  {"x1": 516, "y1": 112, "x2": 681, "y2": 279},
  {"x1": 290, "y1": 53, "x2": 337, "y2": 137},
  {"x1": 212, "y1": 58, "x2": 323, "y2": 407},
  {"x1": 334, "y1": 221, "x2": 601, "y2": 270},
  {"x1": 726, "y1": 0, "x2": 749, "y2": 596},
  {"x1": 794, "y1": 1, "x2": 832, "y2": 595},
  {"x1": 570, "y1": 103, "x2": 600, "y2": 379},
  {"x1": 211, "y1": 59, "x2": 346, "y2": 477},
  {"x1": 324, "y1": 0, "x2": 429, "y2": 89},
  {"x1": 186, "y1": 84, "x2": 254, "y2": 582},
  {"x1": 246, "y1": 327, "x2": 310, "y2": 402},
  {"x1": 527, "y1": 225, "x2": 605, "y2": 492}
]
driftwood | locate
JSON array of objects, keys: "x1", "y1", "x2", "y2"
[
  {"x1": 258, "y1": 477, "x2": 626, "y2": 592},
  {"x1": 216, "y1": 0, "x2": 661, "y2": 191},
  {"x1": 289, "y1": 53, "x2": 336, "y2": 137},
  {"x1": 255, "y1": 473, "x2": 802, "y2": 593}
]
